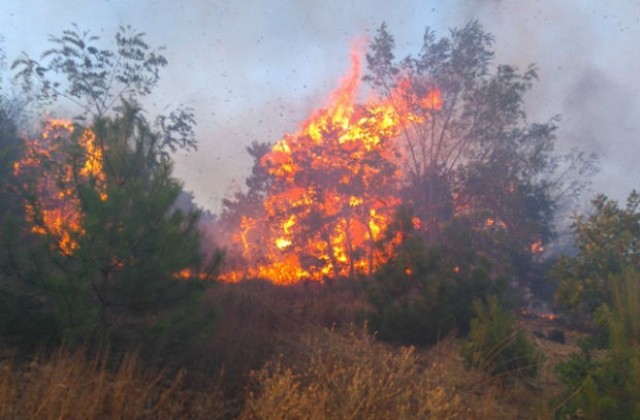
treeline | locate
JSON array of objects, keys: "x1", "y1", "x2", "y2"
[{"x1": 0, "y1": 21, "x2": 638, "y2": 419}]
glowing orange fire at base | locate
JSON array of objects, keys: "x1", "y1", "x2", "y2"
[{"x1": 221, "y1": 51, "x2": 442, "y2": 284}]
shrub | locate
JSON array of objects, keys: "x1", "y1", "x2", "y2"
[
  {"x1": 0, "y1": 287, "x2": 61, "y2": 353},
  {"x1": 240, "y1": 326, "x2": 465, "y2": 419},
  {"x1": 555, "y1": 267, "x2": 640, "y2": 419},
  {"x1": 462, "y1": 295, "x2": 540, "y2": 379},
  {"x1": 202, "y1": 279, "x2": 370, "y2": 393},
  {"x1": 365, "y1": 229, "x2": 502, "y2": 346}
]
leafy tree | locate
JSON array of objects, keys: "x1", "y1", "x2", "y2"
[
  {"x1": 360, "y1": 21, "x2": 598, "y2": 347},
  {"x1": 6, "y1": 26, "x2": 219, "y2": 346},
  {"x1": 553, "y1": 191, "x2": 640, "y2": 319},
  {"x1": 364, "y1": 21, "x2": 596, "y2": 276},
  {"x1": 552, "y1": 192, "x2": 640, "y2": 418},
  {"x1": 555, "y1": 267, "x2": 640, "y2": 419},
  {"x1": 12, "y1": 24, "x2": 195, "y2": 157},
  {"x1": 364, "y1": 208, "x2": 504, "y2": 345}
]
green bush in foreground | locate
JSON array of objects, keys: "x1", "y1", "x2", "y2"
[
  {"x1": 462, "y1": 295, "x2": 540, "y2": 379},
  {"x1": 365, "y1": 223, "x2": 501, "y2": 346},
  {"x1": 555, "y1": 268, "x2": 640, "y2": 419}
]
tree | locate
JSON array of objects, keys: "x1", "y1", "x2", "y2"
[
  {"x1": 364, "y1": 21, "x2": 595, "y2": 275},
  {"x1": 553, "y1": 191, "x2": 640, "y2": 319},
  {"x1": 360, "y1": 21, "x2": 598, "y2": 345},
  {"x1": 7, "y1": 26, "x2": 218, "y2": 345},
  {"x1": 553, "y1": 204, "x2": 640, "y2": 419},
  {"x1": 462, "y1": 295, "x2": 540, "y2": 379},
  {"x1": 217, "y1": 141, "x2": 273, "y2": 262},
  {"x1": 219, "y1": 56, "x2": 407, "y2": 281}
]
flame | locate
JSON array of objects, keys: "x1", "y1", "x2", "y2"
[
  {"x1": 16, "y1": 118, "x2": 200, "y2": 282},
  {"x1": 15, "y1": 119, "x2": 107, "y2": 255},
  {"x1": 222, "y1": 50, "x2": 442, "y2": 284},
  {"x1": 530, "y1": 240, "x2": 544, "y2": 254},
  {"x1": 485, "y1": 217, "x2": 507, "y2": 230}
]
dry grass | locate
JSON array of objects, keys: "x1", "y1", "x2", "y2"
[
  {"x1": 0, "y1": 279, "x2": 584, "y2": 419},
  {"x1": 240, "y1": 325, "x2": 520, "y2": 419},
  {"x1": 238, "y1": 319, "x2": 582, "y2": 419},
  {"x1": 203, "y1": 279, "x2": 370, "y2": 393},
  {"x1": 0, "y1": 347, "x2": 225, "y2": 419}
]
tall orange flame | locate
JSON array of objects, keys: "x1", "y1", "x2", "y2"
[{"x1": 222, "y1": 51, "x2": 442, "y2": 284}]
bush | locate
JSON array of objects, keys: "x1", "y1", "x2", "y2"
[
  {"x1": 462, "y1": 295, "x2": 540, "y2": 379},
  {"x1": 240, "y1": 326, "x2": 466, "y2": 419},
  {"x1": 0, "y1": 287, "x2": 61, "y2": 352},
  {"x1": 365, "y1": 229, "x2": 503, "y2": 346},
  {"x1": 202, "y1": 279, "x2": 370, "y2": 393},
  {"x1": 555, "y1": 268, "x2": 640, "y2": 419}
]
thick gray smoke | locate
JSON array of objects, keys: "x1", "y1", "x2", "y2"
[{"x1": 455, "y1": 0, "x2": 640, "y2": 206}]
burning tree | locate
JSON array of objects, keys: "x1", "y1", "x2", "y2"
[
  {"x1": 365, "y1": 21, "x2": 564, "y2": 256},
  {"x1": 6, "y1": 26, "x2": 216, "y2": 343},
  {"x1": 220, "y1": 51, "x2": 442, "y2": 283},
  {"x1": 220, "y1": 21, "x2": 592, "y2": 286},
  {"x1": 361, "y1": 21, "x2": 597, "y2": 345}
]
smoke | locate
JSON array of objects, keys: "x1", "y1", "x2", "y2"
[
  {"x1": 449, "y1": 0, "x2": 640, "y2": 202},
  {"x1": 1, "y1": 0, "x2": 637, "y2": 211},
  {"x1": 171, "y1": 0, "x2": 638, "y2": 212}
]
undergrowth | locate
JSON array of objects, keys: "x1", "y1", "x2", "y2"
[{"x1": 0, "y1": 347, "x2": 225, "y2": 419}]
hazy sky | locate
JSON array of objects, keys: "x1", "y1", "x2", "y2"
[{"x1": 1, "y1": 0, "x2": 638, "y2": 212}]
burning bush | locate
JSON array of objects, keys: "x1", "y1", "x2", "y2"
[{"x1": 6, "y1": 26, "x2": 218, "y2": 347}]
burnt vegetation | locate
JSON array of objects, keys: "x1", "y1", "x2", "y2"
[{"x1": 0, "y1": 21, "x2": 637, "y2": 419}]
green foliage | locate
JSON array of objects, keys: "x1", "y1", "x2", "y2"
[
  {"x1": 555, "y1": 267, "x2": 640, "y2": 419},
  {"x1": 553, "y1": 191, "x2": 640, "y2": 319},
  {"x1": 13, "y1": 25, "x2": 165, "y2": 115},
  {"x1": 363, "y1": 20, "x2": 588, "y2": 254},
  {"x1": 551, "y1": 192, "x2": 640, "y2": 418},
  {"x1": 1, "y1": 26, "x2": 221, "y2": 351},
  {"x1": 12, "y1": 24, "x2": 196, "y2": 156},
  {"x1": 551, "y1": 193, "x2": 640, "y2": 418},
  {"x1": 365, "y1": 211, "x2": 503, "y2": 346},
  {"x1": 0, "y1": 94, "x2": 22, "y2": 221},
  {"x1": 21, "y1": 106, "x2": 216, "y2": 346},
  {"x1": 462, "y1": 295, "x2": 540, "y2": 379},
  {"x1": 0, "y1": 287, "x2": 62, "y2": 351}
]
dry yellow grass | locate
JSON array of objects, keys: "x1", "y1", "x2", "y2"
[
  {"x1": 240, "y1": 325, "x2": 517, "y2": 419},
  {"x1": 238, "y1": 320, "x2": 581, "y2": 419},
  {"x1": 0, "y1": 348, "x2": 225, "y2": 419}
]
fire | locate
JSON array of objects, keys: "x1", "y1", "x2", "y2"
[
  {"x1": 15, "y1": 119, "x2": 107, "y2": 255},
  {"x1": 222, "y1": 50, "x2": 442, "y2": 284},
  {"x1": 485, "y1": 217, "x2": 507, "y2": 230},
  {"x1": 530, "y1": 240, "x2": 545, "y2": 254}
]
